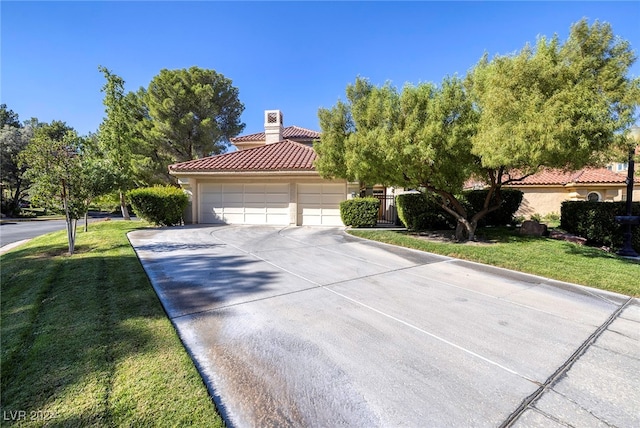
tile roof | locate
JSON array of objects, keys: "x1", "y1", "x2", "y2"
[
  {"x1": 508, "y1": 168, "x2": 634, "y2": 185},
  {"x1": 230, "y1": 126, "x2": 320, "y2": 142},
  {"x1": 465, "y1": 167, "x2": 637, "y2": 189},
  {"x1": 169, "y1": 140, "x2": 317, "y2": 172}
]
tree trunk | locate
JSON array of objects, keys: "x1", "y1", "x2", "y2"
[
  {"x1": 455, "y1": 218, "x2": 477, "y2": 242},
  {"x1": 70, "y1": 218, "x2": 77, "y2": 254},
  {"x1": 63, "y1": 196, "x2": 75, "y2": 255},
  {"x1": 120, "y1": 191, "x2": 130, "y2": 220},
  {"x1": 84, "y1": 211, "x2": 89, "y2": 232}
]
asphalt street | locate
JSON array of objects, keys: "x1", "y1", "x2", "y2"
[
  {"x1": 128, "y1": 225, "x2": 639, "y2": 428},
  {"x1": 0, "y1": 214, "x2": 132, "y2": 249},
  {"x1": 0, "y1": 219, "x2": 68, "y2": 247}
]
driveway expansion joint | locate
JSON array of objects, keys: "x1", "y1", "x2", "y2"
[{"x1": 499, "y1": 296, "x2": 634, "y2": 428}]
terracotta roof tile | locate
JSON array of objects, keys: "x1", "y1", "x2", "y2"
[
  {"x1": 510, "y1": 168, "x2": 632, "y2": 185},
  {"x1": 231, "y1": 126, "x2": 320, "y2": 142},
  {"x1": 466, "y1": 167, "x2": 637, "y2": 189},
  {"x1": 169, "y1": 140, "x2": 317, "y2": 172}
]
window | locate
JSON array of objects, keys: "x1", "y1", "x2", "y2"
[{"x1": 587, "y1": 192, "x2": 601, "y2": 202}]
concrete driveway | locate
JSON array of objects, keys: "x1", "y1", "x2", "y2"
[{"x1": 128, "y1": 225, "x2": 639, "y2": 428}]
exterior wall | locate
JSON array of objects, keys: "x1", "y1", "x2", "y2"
[
  {"x1": 174, "y1": 174, "x2": 347, "y2": 225},
  {"x1": 510, "y1": 183, "x2": 640, "y2": 217},
  {"x1": 233, "y1": 138, "x2": 315, "y2": 151},
  {"x1": 513, "y1": 187, "x2": 569, "y2": 217},
  {"x1": 233, "y1": 141, "x2": 265, "y2": 151}
]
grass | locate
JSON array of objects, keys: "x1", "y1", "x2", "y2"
[
  {"x1": 0, "y1": 220, "x2": 223, "y2": 427},
  {"x1": 350, "y1": 227, "x2": 640, "y2": 297}
]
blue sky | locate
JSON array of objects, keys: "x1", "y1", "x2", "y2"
[{"x1": 2, "y1": 1, "x2": 639, "y2": 141}]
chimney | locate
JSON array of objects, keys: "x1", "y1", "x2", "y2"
[{"x1": 264, "y1": 110, "x2": 284, "y2": 144}]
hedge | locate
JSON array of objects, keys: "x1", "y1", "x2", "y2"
[
  {"x1": 395, "y1": 189, "x2": 523, "y2": 231},
  {"x1": 396, "y1": 192, "x2": 454, "y2": 231},
  {"x1": 464, "y1": 189, "x2": 524, "y2": 227},
  {"x1": 560, "y1": 201, "x2": 640, "y2": 252},
  {"x1": 128, "y1": 186, "x2": 189, "y2": 226},
  {"x1": 340, "y1": 197, "x2": 380, "y2": 228}
]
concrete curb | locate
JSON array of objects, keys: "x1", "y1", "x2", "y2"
[{"x1": 0, "y1": 239, "x2": 32, "y2": 255}]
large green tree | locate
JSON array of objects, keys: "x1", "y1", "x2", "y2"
[
  {"x1": 0, "y1": 104, "x2": 20, "y2": 128},
  {"x1": 316, "y1": 20, "x2": 639, "y2": 240},
  {"x1": 144, "y1": 66, "x2": 245, "y2": 162},
  {"x1": 98, "y1": 65, "x2": 138, "y2": 219},
  {"x1": 316, "y1": 76, "x2": 479, "y2": 239},
  {"x1": 0, "y1": 106, "x2": 37, "y2": 215}
]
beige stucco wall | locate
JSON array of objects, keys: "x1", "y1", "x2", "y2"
[
  {"x1": 509, "y1": 184, "x2": 640, "y2": 218},
  {"x1": 513, "y1": 187, "x2": 568, "y2": 217},
  {"x1": 174, "y1": 173, "x2": 348, "y2": 225}
]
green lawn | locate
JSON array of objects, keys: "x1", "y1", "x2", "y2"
[
  {"x1": 349, "y1": 228, "x2": 640, "y2": 297},
  {"x1": 0, "y1": 221, "x2": 223, "y2": 427}
]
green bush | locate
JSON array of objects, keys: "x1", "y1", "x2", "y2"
[
  {"x1": 396, "y1": 192, "x2": 455, "y2": 230},
  {"x1": 128, "y1": 186, "x2": 189, "y2": 226},
  {"x1": 561, "y1": 201, "x2": 640, "y2": 252},
  {"x1": 395, "y1": 189, "x2": 522, "y2": 231},
  {"x1": 462, "y1": 189, "x2": 524, "y2": 227},
  {"x1": 340, "y1": 197, "x2": 380, "y2": 228}
]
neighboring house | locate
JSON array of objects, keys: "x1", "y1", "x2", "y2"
[
  {"x1": 169, "y1": 110, "x2": 359, "y2": 226},
  {"x1": 503, "y1": 167, "x2": 640, "y2": 217}
]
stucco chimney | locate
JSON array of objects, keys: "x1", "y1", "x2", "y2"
[{"x1": 264, "y1": 110, "x2": 284, "y2": 144}]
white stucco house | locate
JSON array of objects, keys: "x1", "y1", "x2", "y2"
[{"x1": 169, "y1": 110, "x2": 359, "y2": 226}]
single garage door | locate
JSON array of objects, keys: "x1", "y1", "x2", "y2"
[
  {"x1": 297, "y1": 183, "x2": 345, "y2": 226},
  {"x1": 200, "y1": 183, "x2": 290, "y2": 225}
]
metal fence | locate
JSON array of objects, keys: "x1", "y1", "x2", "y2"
[{"x1": 374, "y1": 195, "x2": 398, "y2": 225}]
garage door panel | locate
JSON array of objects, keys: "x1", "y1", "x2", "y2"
[
  {"x1": 322, "y1": 194, "x2": 344, "y2": 204},
  {"x1": 201, "y1": 192, "x2": 222, "y2": 204},
  {"x1": 298, "y1": 183, "x2": 345, "y2": 226},
  {"x1": 223, "y1": 194, "x2": 244, "y2": 204},
  {"x1": 298, "y1": 194, "x2": 321, "y2": 204},
  {"x1": 222, "y1": 213, "x2": 246, "y2": 223},
  {"x1": 244, "y1": 206, "x2": 266, "y2": 214},
  {"x1": 301, "y1": 208, "x2": 322, "y2": 217},
  {"x1": 245, "y1": 214, "x2": 267, "y2": 224},
  {"x1": 244, "y1": 194, "x2": 266, "y2": 203},
  {"x1": 220, "y1": 206, "x2": 244, "y2": 214},
  {"x1": 223, "y1": 184, "x2": 244, "y2": 193},
  {"x1": 268, "y1": 193, "x2": 290, "y2": 203},
  {"x1": 200, "y1": 182, "x2": 291, "y2": 225}
]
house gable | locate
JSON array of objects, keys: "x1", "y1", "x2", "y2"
[
  {"x1": 169, "y1": 140, "x2": 317, "y2": 174},
  {"x1": 230, "y1": 110, "x2": 320, "y2": 150}
]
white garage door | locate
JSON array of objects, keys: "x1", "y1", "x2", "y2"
[
  {"x1": 297, "y1": 183, "x2": 345, "y2": 226},
  {"x1": 200, "y1": 183, "x2": 290, "y2": 225}
]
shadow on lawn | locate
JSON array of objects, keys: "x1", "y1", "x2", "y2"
[
  {"x1": 1, "y1": 236, "x2": 270, "y2": 423},
  {"x1": 561, "y1": 241, "x2": 640, "y2": 264}
]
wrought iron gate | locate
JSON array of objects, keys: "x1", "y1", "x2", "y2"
[{"x1": 374, "y1": 195, "x2": 398, "y2": 225}]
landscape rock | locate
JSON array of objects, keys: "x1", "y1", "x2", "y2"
[
  {"x1": 520, "y1": 220, "x2": 548, "y2": 236},
  {"x1": 549, "y1": 230, "x2": 587, "y2": 245}
]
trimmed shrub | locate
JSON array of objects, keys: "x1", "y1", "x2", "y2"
[
  {"x1": 395, "y1": 192, "x2": 455, "y2": 231},
  {"x1": 395, "y1": 189, "x2": 522, "y2": 231},
  {"x1": 340, "y1": 197, "x2": 380, "y2": 228},
  {"x1": 462, "y1": 189, "x2": 524, "y2": 227},
  {"x1": 560, "y1": 201, "x2": 640, "y2": 252},
  {"x1": 128, "y1": 186, "x2": 189, "y2": 226}
]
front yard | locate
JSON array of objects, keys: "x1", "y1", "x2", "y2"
[
  {"x1": 0, "y1": 221, "x2": 222, "y2": 427},
  {"x1": 1, "y1": 221, "x2": 637, "y2": 427}
]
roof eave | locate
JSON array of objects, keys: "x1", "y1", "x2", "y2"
[{"x1": 169, "y1": 169, "x2": 319, "y2": 177}]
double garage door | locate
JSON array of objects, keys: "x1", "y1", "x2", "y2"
[{"x1": 199, "y1": 183, "x2": 344, "y2": 226}]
